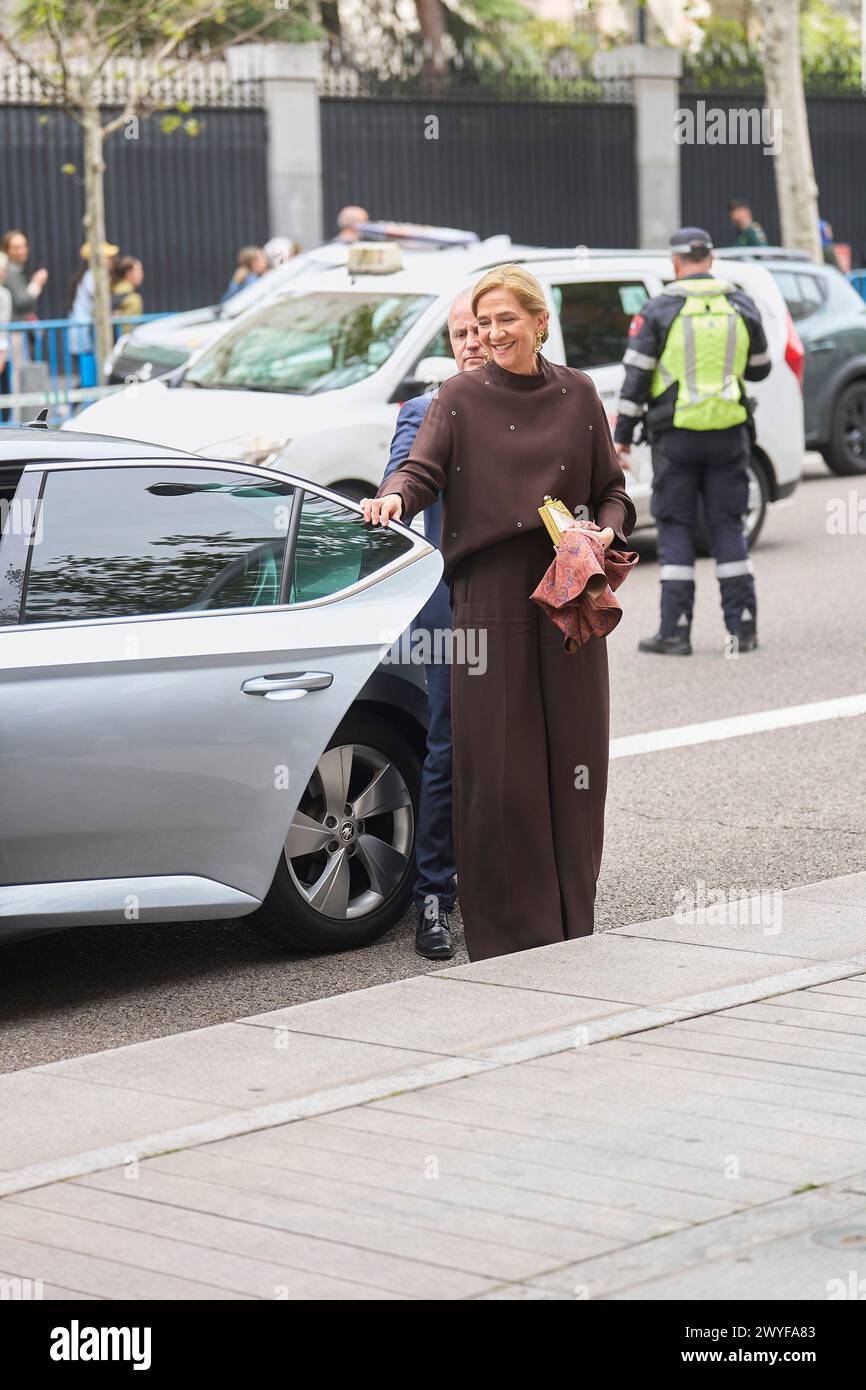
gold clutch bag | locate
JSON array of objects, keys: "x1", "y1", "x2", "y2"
[{"x1": 538, "y1": 495, "x2": 575, "y2": 547}]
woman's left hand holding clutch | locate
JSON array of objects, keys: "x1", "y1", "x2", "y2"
[{"x1": 559, "y1": 518, "x2": 615, "y2": 550}]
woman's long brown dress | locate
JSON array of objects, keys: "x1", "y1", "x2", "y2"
[{"x1": 376, "y1": 355, "x2": 636, "y2": 961}]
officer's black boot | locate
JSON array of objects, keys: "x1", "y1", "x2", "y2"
[
  {"x1": 639, "y1": 631, "x2": 693, "y2": 656},
  {"x1": 640, "y1": 583, "x2": 693, "y2": 655},
  {"x1": 721, "y1": 587, "x2": 758, "y2": 654},
  {"x1": 725, "y1": 628, "x2": 758, "y2": 654}
]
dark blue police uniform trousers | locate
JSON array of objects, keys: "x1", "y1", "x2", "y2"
[
  {"x1": 412, "y1": 578, "x2": 457, "y2": 915},
  {"x1": 651, "y1": 425, "x2": 757, "y2": 638}
]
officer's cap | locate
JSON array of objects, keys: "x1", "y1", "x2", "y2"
[{"x1": 670, "y1": 227, "x2": 714, "y2": 255}]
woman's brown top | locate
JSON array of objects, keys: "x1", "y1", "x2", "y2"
[{"x1": 375, "y1": 354, "x2": 637, "y2": 582}]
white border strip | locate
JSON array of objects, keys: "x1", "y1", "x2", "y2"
[
  {"x1": 2, "y1": 949, "x2": 865, "y2": 1201},
  {"x1": 610, "y1": 693, "x2": 866, "y2": 760}
]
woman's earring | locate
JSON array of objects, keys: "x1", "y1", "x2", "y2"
[
  {"x1": 535, "y1": 329, "x2": 544, "y2": 354},
  {"x1": 482, "y1": 347, "x2": 490, "y2": 364}
]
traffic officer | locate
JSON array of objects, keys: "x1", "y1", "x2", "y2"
[{"x1": 614, "y1": 227, "x2": 772, "y2": 655}]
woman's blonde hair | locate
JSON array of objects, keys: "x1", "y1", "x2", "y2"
[{"x1": 471, "y1": 264, "x2": 549, "y2": 344}]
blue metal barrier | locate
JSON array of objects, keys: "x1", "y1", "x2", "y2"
[
  {"x1": 0, "y1": 313, "x2": 171, "y2": 424},
  {"x1": 848, "y1": 270, "x2": 866, "y2": 303}
]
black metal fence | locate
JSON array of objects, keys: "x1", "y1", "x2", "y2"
[
  {"x1": 320, "y1": 96, "x2": 638, "y2": 249},
  {"x1": 678, "y1": 92, "x2": 866, "y2": 262},
  {"x1": 0, "y1": 104, "x2": 269, "y2": 319}
]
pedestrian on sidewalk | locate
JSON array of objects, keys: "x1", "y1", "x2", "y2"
[
  {"x1": 1, "y1": 229, "x2": 48, "y2": 367},
  {"x1": 365, "y1": 265, "x2": 635, "y2": 961},
  {"x1": 110, "y1": 255, "x2": 145, "y2": 319},
  {"x1": 220, "y1": 246, "x2": 267, "y2": 303},
  {"x1": 0, "y1": 252, "x2": 12, "y2": 422},
  {"x1": 67, "y1": 240, "x2": 120, "y2": 387},
  {"x1": 379, "y1": 293, "x2": 485, "y2": 961},
  {"x1": 727, "y1": 199, "x2": 768, "y2": 248},
  {"x1": 1, "y1": 228, "x2": 49, "y2": 321},
  {"x1": 614, "y1": 227, "x2": 772, "y2": 655},
  {"x1": 333, "y1": 206, "x2": 369, "y2": 243},
  {"x1": 263, "y1": 236, "x2": 300, "y2": 268}
]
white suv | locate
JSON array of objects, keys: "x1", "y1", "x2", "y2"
[{"x1": 70, "y1": 245, "x2": 805, "y2": 545}]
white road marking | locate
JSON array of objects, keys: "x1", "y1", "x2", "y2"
[{"x1": 610, "y1": 692, "x2": 866, "y2": 760}]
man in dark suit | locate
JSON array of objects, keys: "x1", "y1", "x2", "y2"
[{"x1": 381, "y1": 293, "x2": 484, "y2": 958}]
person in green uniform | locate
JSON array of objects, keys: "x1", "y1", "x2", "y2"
[{"x1": 728, "y1": 199, "x2": 768, "y2": 248}]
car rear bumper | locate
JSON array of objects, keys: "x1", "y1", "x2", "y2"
[{"x1": 772, "y1": 477, "x2": 798, "y2": 502}]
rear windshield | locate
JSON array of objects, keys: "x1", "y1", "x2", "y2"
[{"x1": 770, "y1": 269, "x2": 828, "y2": 321}]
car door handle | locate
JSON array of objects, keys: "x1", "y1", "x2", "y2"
[
  {"x1": 241, "y1": 671, "x2": 334, "y2": 701},
  {"x1": 811, "y1": 340, "x2": 836, "y2": 352}
]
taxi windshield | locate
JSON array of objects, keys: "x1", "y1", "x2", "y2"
[{"x1": 185, "y1": 291, "x2": 434, "y2": 395}]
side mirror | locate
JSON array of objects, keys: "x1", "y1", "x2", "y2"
[{"x1": 413, "y1": 355, "x2": 458, "y2": 385}]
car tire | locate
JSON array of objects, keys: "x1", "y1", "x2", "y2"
[
  {"x1": 332, "y1": 481, "x2": 370, "y2": 502},
  {"x1": 250, "y1": 711, "x2": 421, "y2": 953},
  {"x1": 824, "y1": 380, "x2": 866, "y2": 475},
  {"x1": 694, "y1": 453, "x2": 769, "y2": 555}
]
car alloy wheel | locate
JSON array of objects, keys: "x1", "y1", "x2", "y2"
[
  {"x1": 842, "y1": 386, "x2": 866, "y2": 469},
  {"x1": 826, "y1": 380, "x2": 866, "y2": 476},
  {"x1": 284, "y1": 742, "x2": 414, "y2": 922},
  {"x1": 743, "y1": 457, "x2": 767, "y2": 546}
]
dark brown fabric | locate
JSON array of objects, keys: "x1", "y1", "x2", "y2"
[
  {"x1": 376, "y1": 356, "x2": 636, "y2": 962},
  {"x1": 376, "y1": 355, "x2": 636, "y2": 581},
  {"x1": 450, "y1": 529, "x2": 610, "y2": 960}
]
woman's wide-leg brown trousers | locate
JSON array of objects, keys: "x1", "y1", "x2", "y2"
[{"x1": 449, "y1": 529, "x2": 610, "y2": 962}]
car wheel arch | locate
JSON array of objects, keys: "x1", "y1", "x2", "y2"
[{"x1": 815, "y1": 358, "x2": 866, "y2": 446}]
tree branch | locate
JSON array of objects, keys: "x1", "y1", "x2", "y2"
[{"x1": 0, "y1": 32, "x2": 84, "y2": 123}]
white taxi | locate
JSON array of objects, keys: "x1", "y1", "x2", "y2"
[{"x1": 69, "y1": 242, "x2": 805, "y2": 544}]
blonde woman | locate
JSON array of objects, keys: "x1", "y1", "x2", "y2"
[
  {"x1": 220, "y1": 245, "x2": 268, "y2": 304},
  {"x1": 363, "y1": 265, "x2": 636, "y2": 962}
]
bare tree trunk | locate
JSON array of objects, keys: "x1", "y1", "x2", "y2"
[
  {"x1": 762, "y1": 0, "x2": 822, "y2": 261},
  {"x1": 319, "y1": 1, "x2": 342, "y2": 51},
  {"x1": 82, "y1": 107, "x2": 112, "y2": 387},
  {"x1": 415, "y1": 0, "x2": 448, "y2": 92}
]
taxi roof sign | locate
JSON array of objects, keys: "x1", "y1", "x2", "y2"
[{"x1": 347, "y1": 241, "x2": 404, "y2": 275}]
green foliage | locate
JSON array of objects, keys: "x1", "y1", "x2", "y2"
[
  {"x1": 686, "y1": 4, "x2": 862, "y2": 92},
  {"x1": 800, "y1": 0, "x2": 861, "y2": 90},
  {"x1": 8, "y1": 1, "x2": 311, "y2": 53},
  {"x1": 684, "y1": 17, "x2": 764, "y2": 90}
]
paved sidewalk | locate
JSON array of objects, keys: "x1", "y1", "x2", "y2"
[{"x1": 1, "y1": 872, "x2": 866, "y2": 1299}]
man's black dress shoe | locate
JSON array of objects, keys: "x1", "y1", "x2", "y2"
[
  {"x1": 638, "y1": 631, "x2": 692, "y2": 656},
  {"x1": 416, "y1": 907, "x2": 454, "y2": 960}
]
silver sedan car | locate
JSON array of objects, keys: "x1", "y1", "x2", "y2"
[{"x1": 0, "y1": 431, "x2": 441, "y2": 952}]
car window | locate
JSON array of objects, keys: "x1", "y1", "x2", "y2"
[
  {"x1": 551, "y1": 280, "x2": 649, "y2": 369},
  {"x1": 797, "y1": 274, "x2": 824, "y2": 316},
  {"x1": 413, "y1": 323, "x2": 454, "y2": 369},
  {"x1": 290, "y1": 491, "x2": 414, "y2": 603},
  {"x1": 21, "y1": 466, "x2": 295, "y2": 626},
  {"x1": 772, "y1": 270, "x2": 826, "y2": 321},
  {"x1": 185, "y1": 291, "x2": 434, "y2": 395}
]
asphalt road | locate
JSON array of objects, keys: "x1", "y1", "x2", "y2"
[{"x1": 2, "y1": 456, "x2": 864, "y2": 1072}]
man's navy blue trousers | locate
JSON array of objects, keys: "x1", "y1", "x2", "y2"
[{"x1": 651, "y1": 425, "x2": 757, "y2": 639}]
